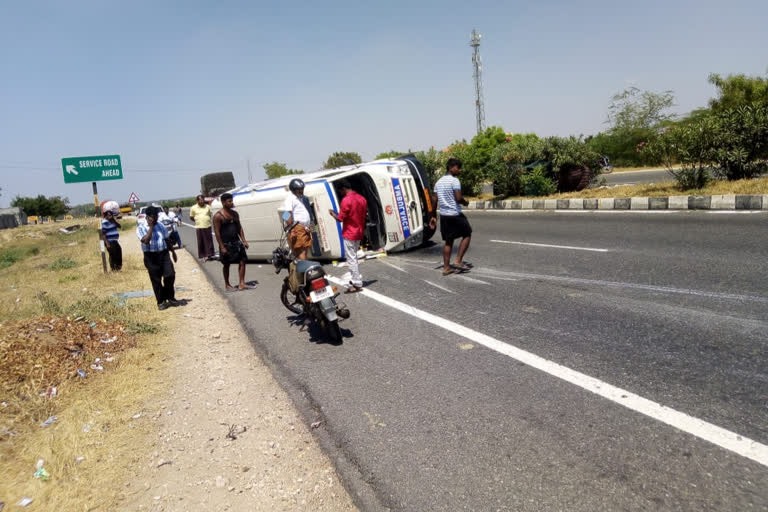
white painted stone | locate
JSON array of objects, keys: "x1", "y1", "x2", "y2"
[
  {"x1": 668, "y1": 196, "x2": 688, "y2": 210},
  {"x1": 630, "y1": 197, "x2": 649, "y2": 210},
  {"x1": 568, "y1": 199, "x2": 584, "y2": 209},
  {"x1": 762, "y1": 195, "x2": 768, "y2": 210},
  {"x1": 521, "y1": 199, "x2": 533, "y2": 209},
  {"x1": 544, "y1": 199, "x2": 557, "y2": 209},
  {"x1": 710, "y1": 194, "x2": 735, "y2": 210},
  {"x1": 598, "y1": 198, "x2": 614, "y2": 210}
]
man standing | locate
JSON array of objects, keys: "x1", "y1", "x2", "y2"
[
  {"x1": 282, "y1": 178, "x2": 312, "y2": 260},
  {"x1": 329, "y1": 179, "x2": 367, "y2": 292},
  {"x1": 190, "y1": 194, "x2": 215, "y2": 261},
  {"x1": 101, "y1": 205, "x2": 122, "y2": 271},
  {"x1": 159, "y1": 206, "x2": 181, "y2": 248},
  {"x1": 213, "y1": 193, "x2": 251, "y2": 291},
  {"x1": 432, "y1": 157, "x2": 472, "y2": 276},
  {"x1": 136, "y1": 206, "x2": 180, "y2": 310}
]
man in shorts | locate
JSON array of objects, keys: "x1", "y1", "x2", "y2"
[
  {"x1": 432, "y1": 157, "x2": 472, "y2": 276},
  {"x1": 213, "y1": 192, "x2": 251, "y2": 291},
  {"x1": 282, "y1": 178, "x2": 313, "y2": 260}
]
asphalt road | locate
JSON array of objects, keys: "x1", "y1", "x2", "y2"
[
  {"x1": 602, "y1": 168, "x2": 672, "y2": 186},
  {"x1": 179, "y1": 211, "x2": 768, "y2": 511}
]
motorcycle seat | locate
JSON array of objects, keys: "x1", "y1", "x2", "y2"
[{"x1": 295, "y1": 260, "x2": 321, "y2": 274}]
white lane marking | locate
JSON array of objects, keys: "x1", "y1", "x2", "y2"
[
  {"x1": 491, "y1": 240, "x2": 610, "y2": 253},
  {"x1": 472, "y1": 268, "x2": 768, "y2": 304},
  {"x1": 422, "y1": 280, "x2": 457, "y2": 294},
  {"x1": 394, "y1": 258, "x2": 768, "y2": 304},
  {"x1": 325, "y1": 275, "x2": 768, "y2": 467},
  {"x1": 379, "y1": 260, "x2": 408, "y2": 273},
  {"x1": 456, "y1": 274, "x2": 491, "y2": 285},
  {"x1": 707, "y1": 211, "x2": 764, "y2": 215},
  {"x1": 181, "y1": 222, "x2": 196, "y2": 228}
]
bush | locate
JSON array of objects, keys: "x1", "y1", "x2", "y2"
[
  {"x1": 541, "y1": 136, "x2": 602, "y2": 191},
  {"x1": 0, "y1": 246, "x2": 40, "y2": 269},
  {"x1": 520, "y1": 166, "x2": 557, "y2": 196},
  {"x1": 486, "y1": 134, "x2": 543, "y2": 196},
  {"x1": 709, "y1": 105, "x2": 768, "y2": 180},
  {"x1": 649, "y1": 118, "x2": 715, "y2": 190},
  {"x1": 50, "y1": 257, "x2": 78, "y2": 271}
]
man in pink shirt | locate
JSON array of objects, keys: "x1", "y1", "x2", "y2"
[{"x1": 329, "y1": 179, "x2": 368, "y2": 293}]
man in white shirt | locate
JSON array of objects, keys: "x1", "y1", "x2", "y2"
[
  {"x1": 282, "y1": 178, "x2": 312, "y2": 260},
  {"x1": 160, "y1": 206, "x2": 182, "y2": 248}
]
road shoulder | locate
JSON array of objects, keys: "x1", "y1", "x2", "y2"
[{"x1": 119, "y1": 248, "x2": 356, "y2": 511}]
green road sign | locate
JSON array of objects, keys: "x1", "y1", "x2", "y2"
[{"x1": 61, "y1": 155, "x2": 123, "y2": 184}]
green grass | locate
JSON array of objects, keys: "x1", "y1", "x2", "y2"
[
  {"x1": 49, "y1": 256, "x2": 78, "y2": 270},
  {"x1": 0, "y1": 246, "x2": 40, "y2": 269}
]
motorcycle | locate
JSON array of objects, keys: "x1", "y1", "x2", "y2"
[{"x1": 271, "y1": 222, "x2": 350, "y2": 343}]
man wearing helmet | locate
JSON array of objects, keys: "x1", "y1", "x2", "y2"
[
  {"x1": 100, "y1": 201, "x2": 122, "y2": 271},
  {"x1": 283, "y1": 178, "x2": 313, "y2": 260}
]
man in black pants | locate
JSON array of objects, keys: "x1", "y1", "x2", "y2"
[
  {"x1": 213, "y1": 192, "x2": 251, "y2": 290},
  {"x1": 136, "y1": 206, "x2": 180, "y2": 310}
]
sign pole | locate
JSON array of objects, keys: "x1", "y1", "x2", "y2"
[{"x1": 61, "y1": 155, "x2": 123, "y2": 274}]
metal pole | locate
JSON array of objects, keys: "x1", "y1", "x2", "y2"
[{"x1": 93, "y1": 181, "x2": 108, "y2": 273}]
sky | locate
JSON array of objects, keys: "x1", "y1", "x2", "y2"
[{"x1": 1, "y1": 0, "x2": 766, "y2": 207}]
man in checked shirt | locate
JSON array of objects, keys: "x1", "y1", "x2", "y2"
[{"x1": 136, "y1": 206, "x2": 181, "y2": 310}]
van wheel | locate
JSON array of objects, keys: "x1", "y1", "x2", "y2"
[{"x1": 280, "y1": 282, "x2": 303, "y2": 315}]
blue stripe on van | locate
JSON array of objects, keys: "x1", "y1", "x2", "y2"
[{"x1": 323, "y1": 180, "x2": 345, "y2": 259}]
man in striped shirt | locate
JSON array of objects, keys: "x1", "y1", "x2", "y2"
[
  {"x1": 101, "y1": 209, "x2": 122, "y2": 271},
  {"x1": 432, "y1": 157, "x2": 472, "y2": 276}
]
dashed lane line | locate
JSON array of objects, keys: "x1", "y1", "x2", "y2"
[{"x1": 491, "y1": 240, "x2": 610, "y2": 252}]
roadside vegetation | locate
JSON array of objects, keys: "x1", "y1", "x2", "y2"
[
  {"x1": 0, "y1": 219, "x2": 174, "y2": 509},
  {"x1": 537, "y1": 176, "x2": 768, "y2": 200}
]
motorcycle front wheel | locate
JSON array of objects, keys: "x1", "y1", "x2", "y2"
[{"x1": 280, "y1": 281, "x2": 303, "y2": 315}]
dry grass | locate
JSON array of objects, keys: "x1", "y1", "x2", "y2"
[
  {"x1": 538, "y1": 176, "x2": 768, "y2": 200},
  {"x1": 0, "y1": 219, "x2": 176, "y2": 509}
]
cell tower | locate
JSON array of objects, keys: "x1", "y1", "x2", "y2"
[{"x1": 470, "y1": 29, "x2": 486, "y2": 134}]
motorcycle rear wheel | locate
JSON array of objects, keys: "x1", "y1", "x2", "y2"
[
  {"x1": 325, "y1": 320, "x2": 342, "y2": 344},
  {"x1": 280, "y1": 281, "x2": 303, "y2": 315}
]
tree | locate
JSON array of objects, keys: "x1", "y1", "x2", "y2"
[
  {"x1": 374, "y1": 150, "x2": 405, "y2": 160},
  {"x1": 708, "y1": 72, "x2": 768, "y2": 111},
  {"x1": 607, "y1": 86, "x2": 676, "y2": 131},
  {"x1": 323, "y1": 152, "x2": 362, "y2": 169},
  {"x1": 262, "y1": 161, "x2": 303, "y2": 180},
  {"x1": 11, "y1": 194, "x2": 69, "y2": 217}
]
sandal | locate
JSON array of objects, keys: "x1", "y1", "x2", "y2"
[
  {"x1": 442, "y1": 268, "x2": 458, "y2": 276},
  {"x1": 345, "y1": 286, "x2": 362, "y2": 294},
  {"x1": 453, "y1": 263, "x2": 471, "y2": 272}
]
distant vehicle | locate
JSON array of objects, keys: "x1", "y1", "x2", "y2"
[
  {"x1": 136, "y1": 206, "x2": 148, "y2": 222},
  {"x1": 599, "y1": 155, "x2": 613, "y2": 174},
  {"x1": 211, "y1": 155, "x2": 436, "y2": 261},
  {"x1": 201, "y1": 171, "x2": 236, "y2": 199}
]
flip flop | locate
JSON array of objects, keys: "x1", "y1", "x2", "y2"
[
  {"x1": 442, "y1": 268, "x2": 458, "y2": 276},
  {"x1": 345, "y1": 287, "x2": 362, "y2": 294},
  {"x1": 453, "y1": 263, "x2": 471, "y2": 272}
]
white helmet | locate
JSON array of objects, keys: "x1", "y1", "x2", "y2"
[{"x1": 101, "y1": 200, "x2": 120, "y2": 216}]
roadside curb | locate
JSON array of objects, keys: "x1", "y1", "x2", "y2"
[{"x1": 467, "y1": 194, "x2": 768, "y2": 211}]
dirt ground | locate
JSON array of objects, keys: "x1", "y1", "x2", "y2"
[{"x1": 118, "y1": 242, "x2": 357, "y2": 511}]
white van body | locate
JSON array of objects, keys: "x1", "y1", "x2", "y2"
[{"x1": 210, "y1": 157, "x2": 436, "y2": 261}]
